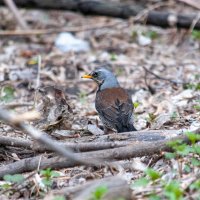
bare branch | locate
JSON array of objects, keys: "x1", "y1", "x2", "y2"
[{"x1": 3, "y1": 0, "x2": 28, "y2": 29}]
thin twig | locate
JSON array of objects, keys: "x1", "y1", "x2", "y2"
[
  {"x1": 143, "y1": 66, "x2": 185, "y2": 85},
  {"x1": 189, "y1": 12, "x2": 200, "y2": 33},
  {"x1": 36, "y1": 55, "x2": 41, "y2": 89},
  {"x1": 0, "y1": 21, "x2": 121, "y2": 36},
  {"x1": 2, "y1": 102, "x2": 33, "y2": 109},
  {"x1": 3, "y1": 0, "x2": 28, "y2": 29},
  {"x1": 177, "y1": 0, "x2": 200, "y2": 10}
]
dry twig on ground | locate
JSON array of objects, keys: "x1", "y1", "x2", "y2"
[{"x1": 0, "y1": 128, "x2": 199, "y2": 178}]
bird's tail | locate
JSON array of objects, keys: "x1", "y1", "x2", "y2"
[{"x1": 118, "y1": 124, "x2": 137, "y2": 133}]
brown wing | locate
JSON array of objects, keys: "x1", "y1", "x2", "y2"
[{"x1": 95, "y1": 87, "x2": 133, "y2": 131}]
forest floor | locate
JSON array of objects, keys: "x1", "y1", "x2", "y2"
[{"x1": 0, "y1": 1, "x2": 200, "y2": 199}]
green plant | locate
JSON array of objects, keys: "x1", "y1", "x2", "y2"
[
  {"x1": 132, "y1": 177, "x2": 149, "y2": 187},
  {"x1": 170, "y1": 112, "x2": 178, "y2": 120},
  {"x1": 143, "y1": 30, "x2": 159, "y2": 40},
  {"x1": 110, "y1": 53, "x2": 117, "y2": 61},
  {"x1": 0, "y1": 85, "x2": 15, "y2": 103},
  {"x1": 90, "y1": 185, "x2": 108, "y2": 200},
  {"x1": 145, "y1": 168, "x2": 161, "y2": 181},
  {"x1": 147, "y1": 113, "x2": 157, "y2": 123},
  {"x1": 0, "y1": 183, "x2": 11, "y2": 190},
  {"x1": 164, "y1": 181, "x2": 183, "y2": 200},
  {"x1": 3, "y1": 174, "x2": 24, "y2": 183},
  {"x1": 78, "y1": 91, "x2": 87, "y2": 104},
  {"x1": 132, "y1": 131, "x2": 200, "y2": 199},
  {"x1": 193, "y1": 105, "x2": 200, "y2": 111},
  {"x1": 40, "y1": 168, "x2": 60, "y2": 187},
  {"x1": 192, "y1": 30, "x2": 200, "y2": 40},
  {"x1": 183, "y1": 82, "x2": 200, "y2": 90},
  {"x1": 53, "y1": 195, "x2": 65, "y2": 200},
  {"x1": 133, "y1": 102, "x2": 140, "y2": 109},
  {"x1": 131, "y1": 30, "x2": 159, "y2": 40}
]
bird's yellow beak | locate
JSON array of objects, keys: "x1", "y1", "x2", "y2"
[{"x1": 81, "y1": 74, "x2": 93, "y2": 79}]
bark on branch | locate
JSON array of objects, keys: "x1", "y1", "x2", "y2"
[
  {"x1": 0, "y1": 131, "x2": 198, "y2": 178},
  {"x1": 46, "y1": 176, "x2": 132, "y2": 200},
  {"x1": 0, "y1": 129, "x2": 180, "y2": 152},
  {"x1": 0, "y1": 0, "x2": 200, "y2": 30}
]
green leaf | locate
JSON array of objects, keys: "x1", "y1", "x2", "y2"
[
  {"x1": 176, "y1": 145, "x2": 191, "y2": 156},
  {"x1": 191, "y1": 158, "x2": 200, "y2": 166},
  {"x1": 194, "y1": 145, "x2": 200, "y2": 154},
  {"x1": 0, "y1": 86, "x2": 15, "y2": 103},
  {"x1": 78, "y1": 91, "x2": 87, "y2": 104},
  {"x1": 167, "y1": 139, "x2": 183, "y2": 148},
  {"x1": 149, "y1": 194, "x2": 161, "y2": 200},
  {"x1": 164, "y1": 181, "x2": 183, "y2": 200},
  {"x1": 51, "y1": 171, "x2": 60, "y2": 177},
  {"x1": 145, "y1": 168, "x2": 161, "y2": 181},
  {"x1": 147, "y1": 113, "x2": 157, "y2": 123},
  {"x1": 132, "y1": 177, "x2": 149, "y2": 187},
  {"x1": 40, "y1": 168, "x2": 60, "y2": 185},
  {"x1": 165, "y1": 152, "x2": 176, "y2": 159},
  {"x1": 195, "y1": 74, "x2": 200, "y2": 80},
  {"x1": 167, "y1": 139, "x2": 191, "y2": 156},
  {"x1": 170, "y1": 112, "x2": 178, "y2": 120},
  {"x1": 190, "y1": 180, "x2": 200, "y2": 190},
  {"x1": 193, "y1": 105, "x2": 200, "y2": 111},
  {"x1": 110, "y1": 53, "x2": 117, "y2": 61},
  {"x1": 192, "y1": 30, "x2": 200, "y2": 40},
  {"x1": 53, "y1": 196, "x2": 65, "y2": 200},
  {"x1": 186, "y1": 132, "x2": 200, "y2": 144},
  {"x1": 91, "y1": 185, "x2": 108, "y2": 200},
  {"x1": 142, "y1": 30, "x2": 159, "y2": 39},
  {"x1": 0, "y1": 183, "x2": 11, "y2": 190},
  {"x1": 3, "y1": 174, "x2": 24, "y2": 183},
  {"x1": 42, "y1": 178, "x2": 53, "y2": 187},
  {"x1": 131, "y1": 31, "x2": 138, "y2": 40},
  {"x1": 133, "y1": 102, "x2": 140, "y2": 109},
  {"x1": 183, "y1": 164, "x2": 191, "y2": 173}
]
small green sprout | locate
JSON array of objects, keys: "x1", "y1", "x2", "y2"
[
  {"x1": 90, "y1": 185, "x2": 108, "y2": 200},
  {"x1": 40, "y1": 168, "x2": 60, "y2": 187}
]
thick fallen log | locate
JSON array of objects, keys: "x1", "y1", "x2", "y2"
[
  {"x1": 0, "y1": 132, "x2": 198, "y2": 179},
  {"x1": 0, "y1": 0, "x2": 200, "y2": 30}
]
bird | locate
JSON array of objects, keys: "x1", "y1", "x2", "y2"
[{"x1": 82, "y1": 68, "x2": 137, "y2": 133}]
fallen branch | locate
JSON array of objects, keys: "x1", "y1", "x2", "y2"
[
  {"x1": 0, "y1": 0, "x2": 200, "y2": 30},
  {"x1": 3, "y1": 0, "x2": 28, "y2": 29},
  {"x1": 0, "y1": 135, "x2": 132, "y2": 152},
  {"x1": 0, "y1": 130, "x2": 198, "y2": 178},
  {"x1": 46, "y1": 176, "x2": 132, "y2": 200},
  {"x1": 0, "y1": 21, "x2": 120, "y2": 36},
  {"x1": 0, "y1": 127, "x2": 182, "y2": 152},
  {"x1": 177, "y1": 0, "x2": 200, "y2": 10},
  {"x1": 0, "y1": 135, "x2": 32, "y2": 149},
  {"x1": 2, "y1": 102, "x2": 33, "y2": 109},
  {"x1": 0, "y1": 108, "x2": 100, "y2": 166}
]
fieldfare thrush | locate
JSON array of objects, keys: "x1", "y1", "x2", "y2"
[{"x1": 82, "y1": 68, "x2": 137, "y2": 133}]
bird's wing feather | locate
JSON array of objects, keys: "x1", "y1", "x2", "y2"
[{"x1": 95, "y1": 88, "x2": 133, "y2": 130}]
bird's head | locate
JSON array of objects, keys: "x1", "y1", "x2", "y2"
[{"x1": 81, "y1": 68, "x2": 120, "y2": 90}]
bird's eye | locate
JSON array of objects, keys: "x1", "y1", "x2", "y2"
[{"x1": 93, "y1": 72, "x2": 98, "y2": 77}]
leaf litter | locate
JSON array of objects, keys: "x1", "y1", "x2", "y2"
[{"x1": 0, "y1": 1, "x2": 200, "y2": 199}]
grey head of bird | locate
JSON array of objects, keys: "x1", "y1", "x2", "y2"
[{"x1": 82, "y1": 68, "x2": 120, "y2": 90}]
